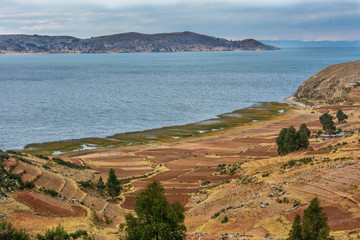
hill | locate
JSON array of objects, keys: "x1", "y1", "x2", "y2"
[
  {"x1": 0, "y1": 31, "x2": 279, "y2": 54},
  {"x1": 294, "y1": 60, "x2": 360, "y2": 104}
]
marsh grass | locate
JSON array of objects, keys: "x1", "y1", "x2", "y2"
[{"x1": 24, "y1": 102, "x2": 290, "y2": 155}]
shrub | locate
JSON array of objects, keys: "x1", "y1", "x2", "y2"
[
  {"x1": 52, "y1": 157, "x2": 84, "y2": 170},
  {"x1": 39, "y1": 187, "x2": 59, "y2": 197},
  {"x1": 221, "y1": 216, "x2": 229, "y2": 223},
  {"x1": 0, "y1": 221, "x2": 30, "y2": 240}
]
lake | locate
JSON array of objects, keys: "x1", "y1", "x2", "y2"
[{"x1": 1, "y1": 41, "x2": 359, "y2": 150}]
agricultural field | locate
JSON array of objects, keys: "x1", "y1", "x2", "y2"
[{"x1": 2, "y1": 103, "x2": 360, "y2": 239}]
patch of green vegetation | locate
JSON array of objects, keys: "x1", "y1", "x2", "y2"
[
  {"x1": 52, "y1": 157, "x2": 90, "y2": 170},
  {"x1": 215, "y1": 163, "x2": 243, "y2": 175},
  {"x1": 14, "y1": 156, "x2": 34, "y2": 165},
  {"x1": 0, "y1": 221, "x2": 29, "y2": 239},
  {"x1": 104, "y1": 214, "x2": 112, "y2": 225},
  {"x1": 39, "y1": 187, "x2": 59, "y2": 197},
  {"x1": 262, "y1": 172, "x2": 270, "y2": 177},
  {"x1": 23, "y1": 102, "x2": 290, "y2": 155},
  {"x1": 211, "y1": 205, "x2": 244, "y2": 219},
  {"x1": 281, "y1": 157, "x2": 313, "y2": 169},
  {"x1": 0, "y1": 156, "x2": 27, "y2": 196},
  {"x1": 201, "y1": 180, "x2": 211, "y2": 186},
  {"x1": 221, "y1": 216, "x2": 229, "y2": 223}
]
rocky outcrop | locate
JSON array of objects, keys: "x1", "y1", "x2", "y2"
[
  {"x1": 0, "y1": 31, "x2": 279, "y2": 54},
  {"x1": 294, "y1": 60, "x2": 360, "y2": 103}
]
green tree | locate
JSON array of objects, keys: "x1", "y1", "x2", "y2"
[
  {"x1": 276, "y1": 125, "x2": 309, "y2": 155},
  {"x1": 125, "y1": 181, "x2": 186, "y2": 240},
  {"x1": 336, "y1": 109, "x2": 348, "y2": 123},
  {"x1": 276, "y1": 126, "x2": 297, "y2": 155},
  {"x1": 0, "y1": 221, "x2": 30, "y2": 240},
  {"x1": 106, "y1": 168, "x2": 121, "y2": 198},
  {"x1": 319, "y1": 113, "x2": 336, "y2": 134},
  {"x1": 97, "y1": 177, "x2": 106, "y2": 193},
  {"x1": 296, "y1": 131, "x2": 309, "y2": 151},
  {"x1": 299, "y1": 123, "x2": 310, "y2": 137},
  {"x1": 287, "y1": 198, "x2": 333, "y2": 240},
  {"x1": 302, "y1": 198, "x2": 333, "y2": 240},
  {"x1": 287, "y1": 214, "x2": 302, "y2": 240}
]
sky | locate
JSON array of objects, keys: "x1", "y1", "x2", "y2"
[{"x1": 0, "y1": 0, "x2": 359, "y2": 41}]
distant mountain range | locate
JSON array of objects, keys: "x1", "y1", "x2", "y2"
[{"x1": 0, "y1": 31, "x2": 279, "y2": 54}]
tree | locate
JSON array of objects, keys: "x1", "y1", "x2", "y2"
[
  {"x1": 97, "y1": 177, "x2": 106, "y2": 193},
  {"x1": 276, "y1": 126, "x2": 297, "y2": 155},
  {"x1": 125, "y1": 181, "x2": 186, "y2": 240},
  {"x1": 296, "y1": 131, "x2": 309, "y2": 151},
  {"x1": 287, "y1": 214, "x2": 302, "y2": 240},
  {"x1": 336, "y1": 109, "x2": 348, "y2": 123},
  {"x1": 319, "y1": 113, "x2": 336, "y2": 134},
  {"x1": 299, "y1": 123, "x2": 310, "y2": 137},
  {"x1": 302, "y1": 198, "x2": 332, "y2": 240},
  {"x1": 287, "y1": 198, "x2": 333, "y2": 240},
  {"x1": 106, "y1": 168, "x2": 121, "y2": 198},
  {"x1": 276, "y1": 125, "x2": 309, "y2": 156}
]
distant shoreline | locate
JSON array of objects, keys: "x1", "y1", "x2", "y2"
[{"x1": 0, "y1": 31, "x2": 279, "y2": 54}]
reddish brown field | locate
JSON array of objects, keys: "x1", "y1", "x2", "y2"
[{"x1": 14, "y1": 192, "x2": 87, "y2": 217}]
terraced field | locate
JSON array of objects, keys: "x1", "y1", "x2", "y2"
[{"x1": 2, "y1": 103, "x2": 360, "y2": 239}]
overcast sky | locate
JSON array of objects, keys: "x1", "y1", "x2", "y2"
[{"x1": 0, "y1": 0, "x2": 359, "y2": 40}]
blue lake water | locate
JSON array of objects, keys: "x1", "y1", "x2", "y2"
[{"x1": 1, "y1": 41, "x2": 359, "y2": 150}]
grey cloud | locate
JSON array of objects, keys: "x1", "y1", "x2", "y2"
[{"x1": 0, "y1": 0, "x2": 359, "y2": 40}]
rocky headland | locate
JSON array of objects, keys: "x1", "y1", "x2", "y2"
[{"x1": 294, "y1": 60, "x2": 360, "y2": 104}]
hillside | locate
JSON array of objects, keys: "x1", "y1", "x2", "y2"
[
  {"x1": 0, "y1": 31, "x2": 279, "y2": 54},
  {"x1": 3, "y1": 62, "x2": 360, "y2": 239},
  {"x1": 294, "y1": 60, "x2": 360, "y2": 104}
]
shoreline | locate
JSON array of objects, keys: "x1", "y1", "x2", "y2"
[
  {"x1": 284, "y1": 95, "x2": 307, "y2": 108},
  {"x1": 22, "y1": 101, "x2": 290, "y2": 156}
]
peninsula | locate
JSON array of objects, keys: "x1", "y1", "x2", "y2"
[{"x1": 0, "y1": 31, "x2": 279, "y2": 54}]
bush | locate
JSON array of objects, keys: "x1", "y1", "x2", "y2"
[
  {"x1": 79, "y1": 180, "x2": 94, "y2": 189},
  {"x1": 0, "y1": 221, "x2": 30, "y2": 240},
  {"x1": 282, "y1": 157, "x2": 313, "y2": 169},
  {"x1": 39, "y1": 187, "x2": 59, "y2": 197},
  {"x1": 37, "y1": 224, "x2": 88, "y2": 240},
  {"x1": 52, "y1": 158, "x2": 84, "y2": 170},
  {"x1": 221, "y1": 216, "x2": 229, "y2": 223}
]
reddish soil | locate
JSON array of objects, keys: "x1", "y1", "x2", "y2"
[{"x1": 14, "y1": 192, "x2": 87, "y2": 217}]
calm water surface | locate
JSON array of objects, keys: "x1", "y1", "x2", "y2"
[{"x1": 1, "y1": 41, "x2": 359, "y2": 150}]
